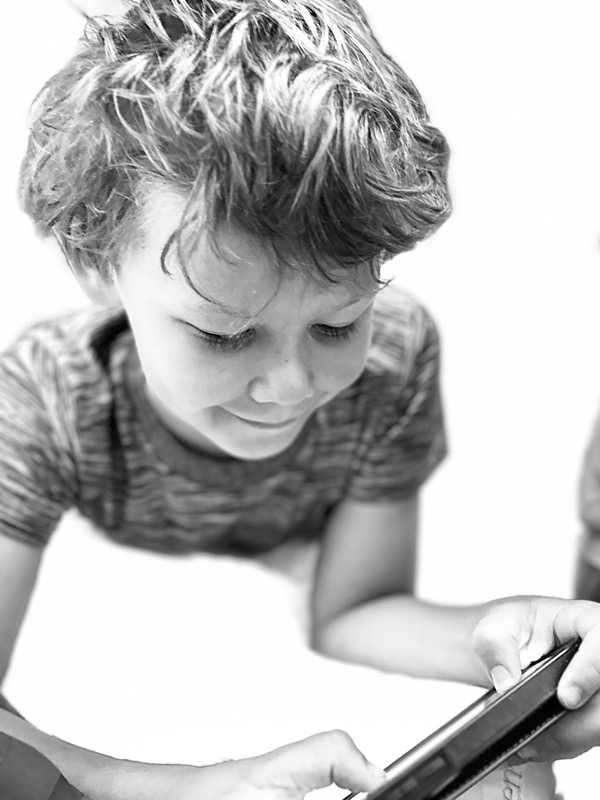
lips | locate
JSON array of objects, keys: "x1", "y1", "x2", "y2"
[
  {"x1": 226, "y1": 410, "x2": 302, "y2": 429},
  {"x1": 237, "y1": 416, "x2": 300, "y2": 429}
]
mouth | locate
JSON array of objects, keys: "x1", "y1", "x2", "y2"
[{"x1": 230, "y1": 413, "x2": 303, "y2": 430}]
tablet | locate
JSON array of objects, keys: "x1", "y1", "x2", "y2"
[{"x1": 345, "y1": 639, "x2": 579, "y2": 800}]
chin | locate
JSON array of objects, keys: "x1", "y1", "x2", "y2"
[
  {"x1": 218, "y1": 429, "x2": 299, "y2": 461},
  {"x1": 225, "y1": 439, "x2": 293, "y2": 461}
]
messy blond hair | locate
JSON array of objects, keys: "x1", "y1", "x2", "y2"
[{"x1": 20, "y1": 0, "x2": 450, "y2": 284}]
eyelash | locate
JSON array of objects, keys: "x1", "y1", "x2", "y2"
[
  {"x1": 193, "y1": 328, "x2": 253, "y2": 351},
  {"x1": 190, "y1": 322, "x2": 358, "y2": 351},
  {"x1": 313, "y1": 322, "x2": 357, "y2": 341}
]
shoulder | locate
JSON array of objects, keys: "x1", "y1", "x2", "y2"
[
  {"x1": 368, "y1": 284, "x2": 440, "y2": 378},
  {"x1": 7, "y1": 305, "x2": 127, "y2": 355},
  {"x1": 0, "y1": 306, "x2": 130, "y2": 432},
  {"x1": 2, "y1": 306, "x2": 128, "y2": 381}
]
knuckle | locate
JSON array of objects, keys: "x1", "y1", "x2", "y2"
[
  {"x1": 471, "y1": 617, "x2": 494, "y2": 650},
  {"x1": 323, "y1": 729, "x2": 353, "y2": 754},
  {"x1": 584, "y1": 657, "x2": 600, "y2": 685}
]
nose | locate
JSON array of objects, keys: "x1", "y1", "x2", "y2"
[{"x1": 248, "y1": 345, "x2": 315, "y2": 406}]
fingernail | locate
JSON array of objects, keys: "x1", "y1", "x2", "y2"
[
  {"x1": 369, "y1": 763, "x2": 387, "y2": 781},
  {"x1": 491, "y1": 666, "x2": 516, "y2": 693},
  {"x1": 560, "y1": 685, "x2": 583, "y2": 708},
  {"x1": 516, "y1": 744, "x2": 537, "y2": 763},
  {"x1": 365, "y1": 763, "x2": 387, "y2": 789}
]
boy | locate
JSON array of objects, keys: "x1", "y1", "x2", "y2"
[{"x1": 2, "y1": 1, "x2": 600, "y2": 798}]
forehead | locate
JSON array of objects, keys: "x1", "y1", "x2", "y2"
[{"x1": 134, "y1": 185, "x2": 377, "y2": 316}]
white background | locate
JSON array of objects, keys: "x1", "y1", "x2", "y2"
[{"x1": 2, "y1": 1, "x2": 600, "y2": 796}]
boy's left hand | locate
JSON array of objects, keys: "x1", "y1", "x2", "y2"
[{"x1": 472, "y1": 596, "x2": 600, "y2": 761}]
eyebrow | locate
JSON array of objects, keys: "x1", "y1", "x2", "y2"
[
  {"x1": 195, "y1": 290, "x2": 255, "y2": 320},
  {"x1": 192, "y1": 287, "x2": 376, "y2": 320}
]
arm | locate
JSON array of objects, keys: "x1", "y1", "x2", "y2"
[
  {"x1": 0, "y1": 536, "x2": 385, "y2": 799},
  {"x1": 0, "y1": 713, "x2": 385, "y2": 800},
  {"x1": 0, "y1": 534, "x2": 125, "y2": 798},
  {"x1": 575, "y1": 526, "x2": 600, "y2": 601},
  {"x1": 311, "y1": 493, "x2": 487, "y2": 685},
  {"x1": 576, "y1": 409, "x2": 600, "y2": 600},
  {"x1": 311, "y1": 296, "x2": 477, "y2": 678},
  {"x1": 0, "y1": 535, "x2": 42, "y2": 688},
  {"x1": 312, "y1": 498, "x2": 600, "y2": 762}
]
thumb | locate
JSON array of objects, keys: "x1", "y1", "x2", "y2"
[
  {"x1": 471, "y1": 600, "x2": 551, "y2": 693},
  {"x1": 263, "y1": 730, "x2": 386, "y2": 796}
]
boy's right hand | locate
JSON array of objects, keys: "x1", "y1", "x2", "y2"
[
  {"x1": 1, "y1": 707, "x2": 385, "y2": 800},
  {"x1": 174, "y1": 730, "x2": 386, "y2": 799}
]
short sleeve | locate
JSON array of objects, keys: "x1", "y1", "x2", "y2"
[
  {"x1": 347, "y1": 307, "x2": 447, "y2": 501},
  {"x1": 0, "y1": 334, "x2": 76, "y2": 546},
  {"x1": 579, "y1": 406, "x2": 600, "y2": 532}
]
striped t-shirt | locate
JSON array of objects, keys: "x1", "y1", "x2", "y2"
[{"x1": 0, "y1": 287, "x2": 446, "y2": 554}]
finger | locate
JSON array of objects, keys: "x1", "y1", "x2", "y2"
[
  {"x1": 552, "y1": 602, "x2": 600, "y2": 708},
  {"x1": 509, "y1": 693, "x2": 600, "y2": 764},
  {"x1": 267, "y1": 730, "x2": 386, "y2": 795},
  {"x1": 471, "y1": 601, "x2": 536, "y2": 692},
  {"x1": 473, "y1": 597, "x2": 556, "y2": 692},
  {"x1": 504, "y1": 725, "x2": 563, "y2": 766}
]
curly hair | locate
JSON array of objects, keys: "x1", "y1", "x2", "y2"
[{"x1": 20, "y1": 0, "x2": 451, "y2": 285}]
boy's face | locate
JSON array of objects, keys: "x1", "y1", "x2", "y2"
[{"x1": 112, "y1": 187, "x2": 375, "y2": 460}]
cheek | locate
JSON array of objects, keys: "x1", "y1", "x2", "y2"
[
  {"x1": 315, "y1": 334, "x2": 371, "y2": 392},
  {"x1": 136, "y1": 325, "x2": 248, "y2": 408}
]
